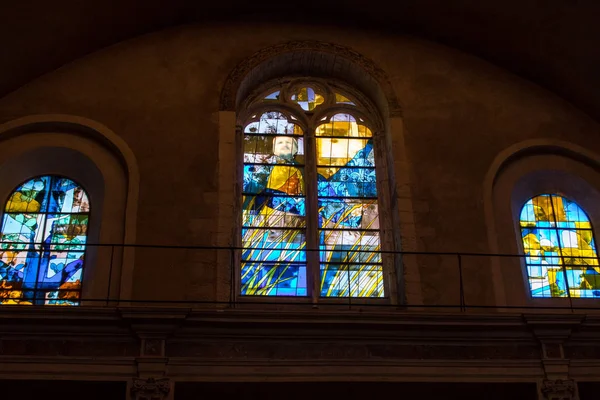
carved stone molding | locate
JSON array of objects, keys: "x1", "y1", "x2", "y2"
[
  {"x1": 543, "y1": 343, "x2": 563, "y2": 359},
  {"x1": 565, "y1": 345, "x2": 600, "y2": 359},
  {"x1": 131, "y1": 377, "x2": 170, "y2": 400},
  {"x1": 142, "y1": 339, "x2": 165, "y2": 357},
  {"x1": 167, "y1": 341, "x2": 541, "y2": 360},
  {"x1": 541, "y1": 379, "x2": 577, "y2": 400},
  {"x1": 219, "y1": 40, "x2": 402, "y2": 117},
  {"x1": 0, "y1": 338, "x2": 138, "y2": 357}
]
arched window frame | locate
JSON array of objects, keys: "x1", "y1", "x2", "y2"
[
  {"x1": 0, "y1": 115, "x2": 141, "y2": 306},
  {"x1": 485, "y1": 144, "x2": 600, "y2": 308},
  {"x1": 235, "y1": 77, "x2": 396, "y2": 303},
  {"x1": 0, "y1": 174, "x2": 91, "y2": 305}
]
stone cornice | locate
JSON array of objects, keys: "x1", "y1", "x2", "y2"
[
  {"x1": 4, "y1": 307, "x2": 600, "y2": 383},
  {"x1": 0, "y1": 307, "x2": 591, "y2": 335}
]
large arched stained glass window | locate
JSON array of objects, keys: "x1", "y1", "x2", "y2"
[
  {"x1": 0, "y1": 176, "x2": 90, "y2": 305},
  {"x1": 520, "y1": 194, "x2": 600, "y2": 298},
  {"x1": 240, "y1": 79, "x2": 384, "y2": 298}
]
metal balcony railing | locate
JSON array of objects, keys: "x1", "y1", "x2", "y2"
[{"x1": 1, "y1": 242, "x2": 600, "y2": 311}]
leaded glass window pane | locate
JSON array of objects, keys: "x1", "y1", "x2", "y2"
[
  {"x1": 290, "y1": 87, "x2": 324, "y2": 111},
  {"x1": 316, "y1": 114, "x2": 383, "y2": 298},
  {"x1": 241, "y1": 112, "x2": 308, "y2": 296},
  {"x1": 240, "y1": 81, "x2": 385, "y2": 299},
  {"x1": 520, "y1": 194, "x2": 600, "y2": 298},
  {"x1": 0, "y1": 176, "x2": 90, "y2": 305}
]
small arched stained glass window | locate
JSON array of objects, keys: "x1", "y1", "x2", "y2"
[
  {"x1": 290, "y1": 87, "x2": 325, "y2": 111},
  {"x1": 520, "y1": 194, "x2": 600, "y2": 298},
  {"x1": 0, "y1": 176, "x2": 90, "y2": 305}
]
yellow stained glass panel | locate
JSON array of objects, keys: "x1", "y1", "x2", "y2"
[{"x1": 315, "y1": 114, "x2": 372, "y2": 137}]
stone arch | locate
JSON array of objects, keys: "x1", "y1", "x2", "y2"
[
  {"x1": 218, "y1": 40, "x2": 402, "y2": 119},
  {"x1": 0, "y1": 114, "x2": 140, "y2": 302},
  {"x1": 483, "y1": 139, "x2": 600, "y2": 307},
  {"x1": 225, "y1": 51, "x2": 409, "y2": 303}
]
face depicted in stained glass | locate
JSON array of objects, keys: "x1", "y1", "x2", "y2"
[
  {"x1": 0, "y1": 176, "x2": 89, "y2": 305},
  {"x1": 273, "y1": 136, "x2": 298, "y2": 161},
  {"x1": 520, "y1": 194, "x2": 600, "y2": 298},
  {"x1": 241, "y1": 83, "x2": 383, "y2": 298}
]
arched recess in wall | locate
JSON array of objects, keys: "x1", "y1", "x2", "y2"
[
  {"x1": 484, "y1": 139, "x2": 600, "y2": 308},
  {"x1": 0, "y1": 115, "x2": 140, "y2": 304},
  {"x1": 215, "y1": 41, "x2": 420, "y2": 305}
]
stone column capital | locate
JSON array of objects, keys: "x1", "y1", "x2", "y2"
[
  {"x1": 541, "y1": 379, "x2": 577, "y2": 400},
  {"x1": 131, "y1": 377, "x2": 171, "y2": 400}
]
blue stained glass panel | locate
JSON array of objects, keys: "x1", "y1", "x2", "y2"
[
  {"x1": 520, "y1": 194, "x2": 600, "y2": 298},
  {"x1": 241, "y1": 262, "x2": 307, "y2": 296},
  {"x1": 243, "y1": 196, "x2": 306, "y2": 228},
  {"x1": 264, "y1": 91, "x2": 280, "y2": 100},
  {"x1": 317, "y1": 168, "x2": 377, "y2": 198},
  {"x1": 241, "y1": 112, "x2": 307, "y2": 296},
  {"x1": 0, "y1": 176, "x2": 89, "y2": 305},
  {"x1": 318, "y1": 199, "x2": 379, "y2": 230},
  {"x1": 242, "y1": 229, "x2": 306, "y2": 262}
]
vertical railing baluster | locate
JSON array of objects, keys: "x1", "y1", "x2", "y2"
[
  {"x1": 230, "y1": 247, "x2": 235, "y2": 308},
  {"x1": 348, "y1": 251, "x2": 352, "y2": 310},
  {"x1": 106, "y1": 244, "x2": 114, "y2": 307},
  {"x1": 457, "y1": 253, "x2": 465, "y2": 312}
]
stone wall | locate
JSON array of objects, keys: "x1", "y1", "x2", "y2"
[{"x1": 0, "y1": 22, "x2": 598, "y2": 306}]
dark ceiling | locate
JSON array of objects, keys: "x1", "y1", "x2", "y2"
[{"x1": 2, "y1": 0, "x2": 599, "y2": 121}]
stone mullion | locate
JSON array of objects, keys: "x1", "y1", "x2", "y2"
[{"x1": 304, "y1": 126, "x2": 321, "y2": 302}]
